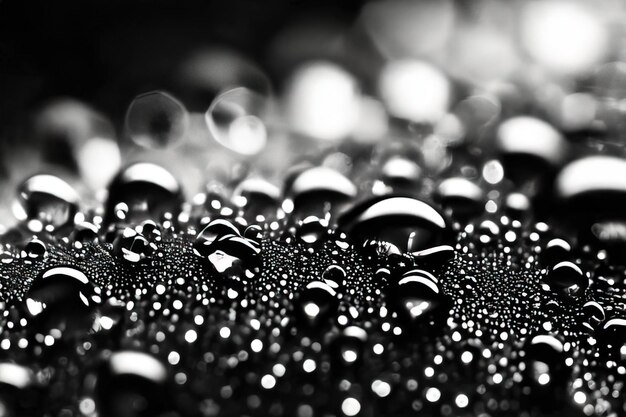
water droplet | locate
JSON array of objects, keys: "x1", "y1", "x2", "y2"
[
  {"x1": 15, "y1": 174, "x2": 79, "y2": 229},
  {"x1": 339, "y1": 196, "x2": 449, "y2": 252},
  {"x1": 25, "y1": 265, "x2": 100, "y2": 332},
  {"x1": 126, "y1": 91, "x2": 189, "y2": 149},
  {"x1": 95, "y1": 351, "x2": 170, "y2": 417},
  {"x1": 106, "y1": 163, "x2": 183, "y2": 224},
  {"x1": 545, "y1": 261, "x2": 587, "y2": 297},
  {"x1": 113, "y1": 228, "x2": 155, "y2": 263},
  {"x1": 205, "y1": 87, "x2": 269, "y2": 155},
  {"x1": 287, "y1": 167, "x2": 357, "y2": 220},
  {"x1": 436, "y1": 177, "x2": 485, "y2": 221},
  {"x1": 297, "y1": 281, "x2": 338, "y2": 328}
]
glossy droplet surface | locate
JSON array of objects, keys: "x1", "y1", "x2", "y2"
[
  {"x1": 106, "y1": 163, "x2": 184, "y2": 224},
  {"x1": 25, "y1": 265, "x2": 99, "y2": 330},
  {"x1": 338, "y1": 196, "x2": 449, "y2": 252},
  {"x1": 15, "y1": 174, "x2": 79, "y2": 229}
]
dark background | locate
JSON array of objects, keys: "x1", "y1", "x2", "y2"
[{"x1": 0, "y1": 0, "x2": 364, "y2": 143}]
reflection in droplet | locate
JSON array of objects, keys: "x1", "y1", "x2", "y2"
[
  {"x1": 339, "y1": 196, "x2": 448, "y2": 252},
  {"x1": 14, "y1": 174, "x2": 79, "y2": 229},
  {"x1": 106, "y1": 163, "x2": 184, "y2": 224}
]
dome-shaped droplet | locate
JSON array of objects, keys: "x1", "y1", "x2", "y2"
[
  {"x1": 25, "y1": 265, "x2": 100, "y2": 331},
  {"x1": 113, "y1": 228, "x2": 155, "y2": 263},
  {"x1": 338, "y1": 196, "x2": 449, "y2": 253},
  {"x1": 435, "y1": 177, "x2": 485, "y2": 221},
  {"x1": 243, "y1": 224, "x2": 264, "y2": 243},
  {"x1": 205, "y1": 87, "x2": 269, "y2": 155},
  {"x1": 125, "y1": 91, "x2": 189, "y2": 149},
  {"x1": 297, "y1": 280, "x2": 339, "y2": 328},
  {"x1": 207, "y1": 235, "x2": 261, "y2": 274},
  {"x1": 496, "y1": 116, "x2": 566, "y2": 205},
  {"x1": 322, "y1": 265, "x2": 346, "y2": 290},
  {"x1": 582, "y1": 300, "x2": 605, "y2": 330},
  {"x1": 232, "y1": 178, "x2": 280, "y2": 221},
  {"x1": 598, "y1": 317, "x2": 626, "y2": 359},
  {"x1": 387, "y1": 269, "x2": 449, "y2": 329},
  {"x1": 287, "y1": 166, "x2": 357, "y2": 220},
  {"x1": 24, "y1": 237, "x2": 47, "y2": 260},
  {"x1": 545, "y1": 261, "x2": 587, "y2": 297},
  {"x1": 15, "y1": 174, "x2": 79, "y2": 229},
  {"x1": 295, "y1": 216, "x2": 329, "y2": 245},
  {"x1": 379, "y1": 156, "x2": 422, "y2": 194},
  {"x1": 556, "y1": 156, "x2": 626, "y2": 256},
  {"x1": 541, "y1": 238, "x2": 571, "y2": 267},
  {"x1": 71, "y1": 221, "x2": 100, "y2": 243},
  {"x1": 95, "y1": 351, "x2": 170, "y2": 417},
  {"x1": 193, "y1": 219, "x2": 241, "y2": 258},
  {"x1": 106, "y1": 163, "x2": 184, "y2": 224}
]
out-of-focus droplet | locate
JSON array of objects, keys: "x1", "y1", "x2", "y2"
[
  {"x1": 285, "y1": 62, "x2": 360, "y2": 141},
  {"x1": 541, "y1": 238, "x2": 571, "y2": 267},
  {"x1": 496, "y1": 116, "x2": 567, "y2": 167},
  {"x1": 14, "y1": 174, "x2": 79, "y2": 229},
  {"x1": 25, "y1": 265, "x2": 100, "y2": 332},
  {"x1": 380, "y1": 156, "x2": 422, "y2": 189},
  {"x1": 379, "y1": 60, "x2": 450, "y2": 124},
  {"x1": 287, "y1": 166, "x2": 357, "y2": 220},
  {"x1": 556, "y1": 156, "x2": 626, "y2": 254},
  {"x1": 232, "y1": 178, "x2": 280, "y2": 220},
  {"x1": 359, "y1": 0, "x2": 454, "y2": 59},
  {"x1": 388, "y1": 269, "x2": 448, "y2": 329},
  {"x1": 297, "y1": 280, "x2": 338, "y2": 329},
  {"x1": 0, "y1": 363, "x2": 41, "y2": 417},
  {"x1": 95, "y1": 351, "x2": 170, "y2": 417},
  {"x1": 330, "y1": 326, "x2": 367, "y2": 367},
  {"x1": 125, "y1": 91, "x2": 189, "y2": 149},
  {"x1": 435, "y1": 177, "x2": 485, "y2": 222},
  {"x1": 339, "y1": 196, "x2": 449, "y2": 252},
  {"x1": 33, "y1": 99, "x2": 114, "y2": 171},
  {"x1": 560, "y1": 93, "x2": 597, "y2": 132},
  {"x1": 205, "y1": 87, "x2": 269, "y2": 155},
  {"x1": 105, "y1": 163, "x2": 184, "y2": 224},
  {"x1": 521, "y1": 1, "x2": 608, "y2": 74},
  {"x1": 76, "y1": 137, "x2": 122, "y2": 191},
  {"x1": 496, "y1": 117, "x2": 566, "y2": 204}
]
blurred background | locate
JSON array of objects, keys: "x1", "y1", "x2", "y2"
[{"x1": 1, "y1": 0, "x2": 626, "y2": 231}]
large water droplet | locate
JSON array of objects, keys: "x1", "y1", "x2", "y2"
[
  {"x1": 338, "y1": 196, "x2": 449, "y2": 252},
  {"x1": 24, "y1": 265, "x2": 100, "y2": 332},
  {"x1": 14, "y1": 174, "x2": 79, "y2": 230},
  {"x1": 287, "y1": 166, "x2": 357, "y2": 220},
  {"x1": 106, "y1": 163, "x2": 184, "y2": 224}
]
